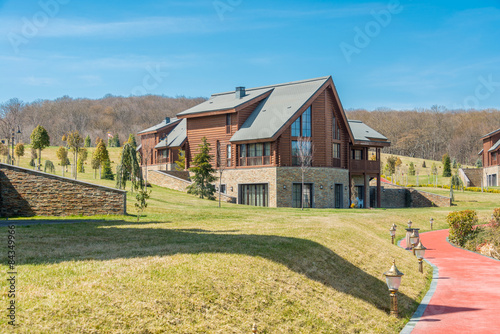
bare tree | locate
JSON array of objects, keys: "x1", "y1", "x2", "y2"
[
  {"x1": 216, "y1": 141, "x2": 226, "y2": 208},
  {"x1": 295, "y1": 137, "x2": 313, "y2": 210}
]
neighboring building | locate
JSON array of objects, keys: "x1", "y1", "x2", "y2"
[
  {"x1": 138, "y1": 76, "x2": 390, "y2": 208},
  {"x1": 137, "y1": 117, "x2": 187, "y2": 173},
  {"x1": 480, "y1": 127, "x2": 500, "y2": 187}
]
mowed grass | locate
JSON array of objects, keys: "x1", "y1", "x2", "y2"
[{"x1": 1, "y1": 147, "x2": 499, "y2": 333}]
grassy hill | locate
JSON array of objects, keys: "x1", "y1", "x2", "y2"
[{"x1": 1, "y1": 148, "x2": 499, "y2": 332}]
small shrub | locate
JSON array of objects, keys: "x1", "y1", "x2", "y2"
[{"x1": 447, "y1": 210, "x2": 478, "y2": 247}]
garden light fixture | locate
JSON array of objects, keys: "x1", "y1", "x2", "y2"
[
  {"x1": 430, "y1": 218, "x2": 434, "y2": 230},
  {"x1": 383, "y1": 260, "x2": 404, "y2": 317},
  {"x1": 390, "y1": 225, "x2": 396, "y2": 245},
  {"x1": 414, "y1": 240, "x2": 427, "y2": 273}
]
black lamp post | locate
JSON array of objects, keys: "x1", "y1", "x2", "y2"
[{"x1": 11, "y1": 126, "x2": 21, "y2": 165}]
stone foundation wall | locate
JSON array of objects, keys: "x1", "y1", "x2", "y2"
[
  {"x1": 219, "y1": 167, "x2": 278, "y2": 206},
  {"x1": 0, "y1": 163, "x2": 126, "y2": 217},
  {"x1": 276, "y1": 167, "x2": 349, "y2": 208}
]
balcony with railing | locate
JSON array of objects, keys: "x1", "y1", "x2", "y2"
[
  {"x1": 239, "y1": 156, "x2": 271, "y2": 166},
  {"x1": 350, "y1": 159, "x2": 380, "y2": 174}
]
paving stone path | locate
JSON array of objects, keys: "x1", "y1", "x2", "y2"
[{"x1": 401, "y1": 229, "x2": 500, "y2": 333}]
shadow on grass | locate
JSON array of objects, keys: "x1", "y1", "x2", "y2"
[{"x1": 16, "y1": 220, "x2": 417, "y2": 316}]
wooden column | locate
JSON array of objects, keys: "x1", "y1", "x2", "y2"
[{"x1": 377, "y1": 173, "x2": 381, "y2": 208}]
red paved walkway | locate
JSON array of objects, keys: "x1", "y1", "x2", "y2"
[{"x1": 402, "y1": 229, "x2": 500, "y2": 333}]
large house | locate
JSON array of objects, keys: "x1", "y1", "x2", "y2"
[
  {"x1": 138, "y1": 76, "x2": 390, "y2": 208},
  {"x1": 480, "y1": 127, "x2": 500, "y2": 187}
]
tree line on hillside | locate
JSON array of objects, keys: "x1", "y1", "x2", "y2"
[
  {"x1": 0, "y1": 95, "x2": 206, "y2": 147},
  {"x1": 2, "y1": 95, "x2": 499, "y2": 165},
  {"x1": 345, "y1": 107, "x2": 500, "y2": 165}
]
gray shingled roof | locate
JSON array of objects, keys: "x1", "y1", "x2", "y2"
[
  {"x1": 348, "y1": 120, "x2": 388, "y2": 143},
  {"x1": 489, "y1": 139, "x2": 500, "y2": 152},
  {"x1": 177, "y1": 88, "x2": 273, "y2": 116},
  {"x1": 481, "y1": 127, "x2": 500, "y2": 139},
  {"x1": 154, "y1": 119, "x2": 187, "y2": 149},
  {"x1": 138, "y1": 118, "x2": 179, "y2": 134},
  {"x1": 226, "y1": 77, "x2": 330, "y2": 142}
]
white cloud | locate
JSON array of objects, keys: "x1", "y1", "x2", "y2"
[{"x1": 21, "y1": 76, "x2": 57, "y2": 86}]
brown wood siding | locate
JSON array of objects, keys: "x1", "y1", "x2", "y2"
[
  {"x1": 325, "y1": 89, "x2": 335, "y2": 166},
  {"x1": 186, "y1": 115, "x2": 235, "y2": 169},
  {"x1": 279, "y1": 127, "x2": 292, "y2": 166},
  {"x1": 138, "y1": 122, "x2": 179, "y2": 166},
  {"x1": 312, "y1": 91, "x2": 327, "y2": 167}
]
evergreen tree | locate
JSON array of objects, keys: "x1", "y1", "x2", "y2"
[
  {"x1": 386, "y1": 156, "x2": 397, "y2": 174},
  {"x1": 44, "y1": 160, "x2": 55, "y2": 174},
  {"x1": 408, "y1": 162, "x2": 416, "y2": 176},
  {"x1": 452, "y1": 158, "x2": 458, "y2": 169},
  {"x1": 475, "y1": 159, "x2": 483, "y2": 168},
  {"x1": 94, "y1": 139, "x2": 110, "y2": 179},
  {"x1": 442, "y1": 153, "x2": 452, "y2": 177},
  {"x1": 126, "y1": 134, "x2": 137, "y2": 150},
  {"x1": 102, "y1": 160, "x2": 114, "y2": 180},
  {"x1": 84, "y1": 135, "x2": 92, "y2": 147},
  {"x1": 30, "y1": 125, "x2": 50, "y2": 170},
  {"x1": 422, "y1": 160, "x2": 426, "y2": 168},
  {"x1": 116, "y1": 143, "x2": 143, "y2": 191},
  {"x1": 187, "y1": 137, "x2": 216, "y2": 200},
  {"x1": 77, "y1": 148, "x2": 88, "y2": 173},
  {"x1": 175, "y1": 149, "x2": 186, "y2": 171}
]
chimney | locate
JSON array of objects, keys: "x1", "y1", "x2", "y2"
[
  {"x1": 165, "y1": 117, "x2": 170, "y2": 124},
  {"x1": 235, "y1": 86, "x2": 246, "y2": 99}
]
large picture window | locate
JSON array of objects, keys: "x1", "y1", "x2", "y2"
[
  {"x1": 292, "y1": 183, "x2": 312, "y2": 208},
  {"x1": 292, "y1": 140, "x2": 312, "y2": 166},
  {"x1": 291, "y1": 106, "x2": 312, "y2": 137},
  {"x1": 239, "y1": 142, "x2": 272, "y2": 166},
  {"x1": 240, "y1": 184, "x2": 268, "y2": 207}
]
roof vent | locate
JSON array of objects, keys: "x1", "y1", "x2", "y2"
[
  {"x1": 165, "y1": 117, "x2": 170, "y2": 124},
  {"x1": 235, "y1": 86, "x2": 246, "y2": 99}
]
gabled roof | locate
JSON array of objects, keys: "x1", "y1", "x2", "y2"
[
  {"x1": 177, "y1": 89, "x2": 273, "y2": 116},
  {"x1": 155, "y1": 119, "x2": 187, "y2": 149},
  {"x1": 481, "y1": 127, "x2": 500, "y2": 140},
  {"x1": 228, "y1": 77, "x2": 331, "y2": 142},
  {"x1": 138, "y1": 118, "x2": 180, "y2": 135},
  {"x1": 489, "y1": 139, "x2": 500, "y2": 152},
  {"x1": 348, "y1": 120, "x2": 390, "y2": 146}
]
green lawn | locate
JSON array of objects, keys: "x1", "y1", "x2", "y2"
[{"x1": 1, "y1": 148, "x2": 499, "y2": 333}]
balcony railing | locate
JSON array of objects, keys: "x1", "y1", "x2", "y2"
[
  {"x1": 157, "y1": 158, "x2": 168, "y2": 164},
  {"x1": 350, "y1": 159, "x2": 380, "y2": 173},
  {"x1": 239, "y1": 156, "x2": 271, "y2": 166}
]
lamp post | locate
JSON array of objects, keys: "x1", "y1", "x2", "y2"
[
  {"x1": 390, "y1": 224, "x2": 397, "y2": 245},
  {"x1": 410, "y1": 230, "x2": 419, "y2": 255},
  {"x1": 384, "y1": 260, "x2": 404, "y2": 317},
  {"x1": 430, "y1": 218, "x2": 434, "y2": 230},
  {"x1": 414, "y1": 240, "x2": 427, "y2": 273},
  {"x1": 10, "y1": 126, "x2": 21, "y2": 165},
  {"x1": 407, "y1": 220, "x2": 412, "y2": 229}
]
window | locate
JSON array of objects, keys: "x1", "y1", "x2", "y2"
[
  {"x1": 226, "y1": 114, "x2": 231, "y2": 134},
  {"x1": 216, "y1": 141, "x2": 221, "y2": 167},
  {"x1": 302, "y1": 107, "x2": 311, "y2": 137},
  {"x1": 227, "y1": 145, "x2": 231, "y2": 167},
  {"x1": 292, "y1": 118, "x2": 301, "y2": 137},
  {"x1": 219, "y1": 184, "x2": 226, "y2": 194},
  {"x1": 292, "y1": 140, "x2": 311, "y2": 166},
  {"x1": 352, "y1": 149, "x2": 363, "y2": 160},
  {"x1": 334, "y1": 184, "x2": 343, "y2": 208},
  {"x1": 333, "y1": 143, "x2": 340, "y2": 159},
  {"x1": 264, "y1": 142, "x2": 271, "y2": 156},
  {"x1": 291, "y1": 106, "x2": 312, "y2": 137},
  {"x1": 240, "y1": 184, "x2": 268, "y2": 207},
  {"x1": 292, "y1": 183, "x2": 312, "y2": 208},
  {"x1": 238, "y1": 143, "x2": 272, "y2": 166},
  {"x1": 332, "y1": 115, "x2": 340, "y2": 140}
]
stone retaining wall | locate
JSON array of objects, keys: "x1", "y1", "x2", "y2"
[
  {"x1": 0, "y1": 163, "x2": 126, "y2": 217},
  {"x1": 148, "y1": 170, "x2": 191, "y2": 192},
  {"x1": 376, "y1": 182, "x2": 451, "y2": 208}
]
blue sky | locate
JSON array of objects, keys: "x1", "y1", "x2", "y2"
[{"x1": 1, "y1": 0, "x2": 499, "y2": 110}]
